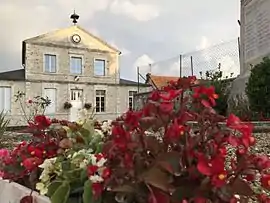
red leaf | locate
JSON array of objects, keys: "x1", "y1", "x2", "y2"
[
  {"x1": 197, "y1": 156, "x2": 211, "y2": 176},
  {"x1": 141, "y1": 167, "x2": 173, "y2": 192},
  {"x1": 159, "y1": 102, "x2": 174, "y2": 113},
  {"x1": 157, "y1": 152, "x2": 181, "y2": 175},
  {"x1": 231, "y1": 177, "x2": 254, "y2": 196},
  {"x1": 148, "y1": 187, "x2": 170, "y2": 203},
  {"x1": 201, "y1": 99, "x2": 211, "y2": 108}
]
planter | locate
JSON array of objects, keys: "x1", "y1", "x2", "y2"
[{"x1": 0, "y1": 179, "x2": 50, "y2": 203}]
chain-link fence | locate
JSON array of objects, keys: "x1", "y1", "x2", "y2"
[{"x1": 138, "y1": 38, "x2": 240, "y2": 81}]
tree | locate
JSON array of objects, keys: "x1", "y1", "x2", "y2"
[
  {"x1": 201, "y1": 63, "x2": 234, "y2": 116},
  {"x1": 246, "y1": 57, "x2": 270, "y2": 118}
]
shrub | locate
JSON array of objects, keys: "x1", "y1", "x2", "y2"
[
  {"x1": 201, "y1": 64, "x2": 233, "y2": 116},
  {"x1": 64, "y1": 101, "x2": 72, "y2": 109},
  {"x1": 246, "y1": 57, "x2": 270, "y2": 119},
  {"x1": 0, "y1": 110, "x2": 10, "y2": 148}
]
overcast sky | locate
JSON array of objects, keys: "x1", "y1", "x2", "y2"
[{"x1": 0, "y1": 0, "x2": 240, "y2": 81}]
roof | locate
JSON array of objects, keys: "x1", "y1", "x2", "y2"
[
  {"x1": 119, "y1": 78, "x2": 149, "y2": 86},
  {"x1": 145, "y1": 73, "x2": 208, "y2": 89},
  {"x1": 23, "y1": 25, "x2": 121, "y2": 54},
  {"x1": 0, "y1": 69, "x2": 25, "y2": 81},
  {"x1": 0, "y1": 69, "x2": 148, "y2": 87},
  {"x1": 146, "y1": 74, "x2": 180, "y2": 89}
]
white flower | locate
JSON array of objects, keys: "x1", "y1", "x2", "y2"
[
  {"x1": 39, "y1": 158, "x2": 56, "y2": 170},
  {"x1": 36, "y1": 182, "x2": 48, "y2": 195},
  {"x1": 39, "y1": 172, "x2": 50, "y2": 182},
  {"x1": 96, "y1": 158, "x2": 107, "y2": 167},
  {"x1": 95, "y1": 129, "x2": 104, "y2": 137},
  {"x1": 101, "y1": 120, "x2": 112, "y2": 132},
  {"x1": 89, "y1": 174, "x2": 104, "y2": 183},
  {"x1": 79, "y1": 159, "x2": 89, "y2": 168}
]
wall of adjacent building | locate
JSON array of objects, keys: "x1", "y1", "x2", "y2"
[
  {"x1": 1, "y1": 80, "x2": 149, "y2": 126},
  {"x1": 0, "y1": 80, "x2": 27, "y2": 126}
]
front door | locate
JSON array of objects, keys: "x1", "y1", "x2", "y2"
[{"x1": 69, "y1": 89, "x2": 83, "y2": 122}]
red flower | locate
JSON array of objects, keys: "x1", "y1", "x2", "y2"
[
  {"x1": 27, "y1": 99, "x2": 33, "y2": 104},
  {"x1": 92, "y1": 183, "x2": 103, "y2": 199},
  {"x1": 111, "y1": 125, "x2": 131, "y2": 151},
  {"x1": 101, "y1": 167, "x2": 111, "y2": 179},
  {"x1": 165, "y1": 119, "x2": 185, "y2": 141},
  {"x1": 22, "y1": 157, "x2": 43, "y2": 171},
  {"x1": 197, "y1": 154, "x2": 227, "y2": 187},
  {"x1": 29, "y1": 115, "x2": 51, "y2": 130},
  {"x1": 159, "y1": 89, "x2": 182, "y2": 101},
  {"x1": 87, "y1": 165, "x2": 98, "y2": 176},
  {"x1": 27, "y1": 145, "x2": 44, "y2": 158},
  {"x1": 261, "y1": 174, "x2": 270, "y2": 190},
  {"x1": 95, "y1": 153, "x2": 105, "y2": 161},
  {"x1": 193, "y1": 86, "x2": 218, "y2": 107}
]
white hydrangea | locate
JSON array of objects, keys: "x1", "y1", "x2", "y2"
[
  {"x1": 101, "y1": 120, "x2": 112, "y2": 133},
  {"x1": 36, "y1": 182, "x2": 48, "y2": 195}
]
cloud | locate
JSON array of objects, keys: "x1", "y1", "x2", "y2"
[
  {"x1": 109, "y1": 0, "x2": 160, "y2": 21},
  {"x1": 195, "y1": 36, "x2": 212, "y2": 62},
  {"x1": 219, "y1": 55, "x2": 240, "y2": 78},
  {"x1": 0, "y1": 0, "x2": 240, "y2": 78},
  {"x1": 133, "y1": 54, "x2": 154, "y2": 78},
  {"x1": 109, "y1": 41, "x2": 131, "y2": 56}
]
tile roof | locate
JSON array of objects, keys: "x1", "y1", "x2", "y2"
[
  {"x1": 146, "y1": 74, "x2": 207, "y2": 89},
  {"x1": 146, "y1": 74, "x2": 180, "y2": 89}
]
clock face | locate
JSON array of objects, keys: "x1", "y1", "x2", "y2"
[{"x1": 71, "y1": 34, "x2": 81, "y2": 43}]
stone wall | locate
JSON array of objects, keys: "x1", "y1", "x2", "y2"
[{"x1": 4, "y1": 81, "x2": 147, "y2": 126}]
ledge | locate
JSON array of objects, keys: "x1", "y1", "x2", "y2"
[{"x1": 0, "y1": 179, "x2": 50, "y2": 203}]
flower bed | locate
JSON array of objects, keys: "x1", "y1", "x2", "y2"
[{"x1": 0, "y1": 76, "x2": 270, "y2": 203}]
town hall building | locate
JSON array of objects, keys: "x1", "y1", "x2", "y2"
[{"x1": 0, "y1": 13, "x2": 149, "y2": 126}]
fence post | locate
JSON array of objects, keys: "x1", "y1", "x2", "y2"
[
  {"x1": 190, "y1": 56, "x2": 194, "y2": 76},
  {"x1": 137, "y1": 66, "x2": 140, "y2": 93},
  {"x1": 179, "y1": 55, "x2": 182, "y2": 77}
]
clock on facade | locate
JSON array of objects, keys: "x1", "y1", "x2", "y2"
[{"x1": 71, "y1": 34, "x2": 81, "y2": 43}]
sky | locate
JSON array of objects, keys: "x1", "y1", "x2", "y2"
[{"x1": 0, "y1": 0, "x2": 240, "y2": 81}]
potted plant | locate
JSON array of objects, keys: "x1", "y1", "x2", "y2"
[
  {"x1": 0, "y1": 76, "x2": 270, "y2": 203},
  {"x1": 63, "y1": 101, "x2": 72, "y2": 109},
  {"x1": 84, "y1": 103, "x2": 92, "y2": 110}
]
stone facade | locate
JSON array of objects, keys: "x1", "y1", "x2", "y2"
[{"x1": 0, "y1": 25, "x2": 149, "y2": 126}]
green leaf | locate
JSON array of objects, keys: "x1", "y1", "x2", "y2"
[
  {"x1": 95, "y1": 143, "x2": 103, "y2": 153},
  {"x1": 80, "y1": 169, "x2": 88, "y2": 182},
  {"x1": 51, "y1": 181, "x2": 70, "y2": 203},
  {"x1": 62, "y1": 161, "x2": 71, "y2": 171},
  {"x1": 83, "y1": 180, "x2": 93, "y2": 203},
  {"x1": 47, "y1": 181, "x2": 63, "y2": 197},
  {"x1": 62, "y1": 126, "x2": 73, "y2": 138}
]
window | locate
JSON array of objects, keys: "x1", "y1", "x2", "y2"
[
  {"x1": 70, "y1": 89, "x2": 83, "y2": 101},
  {"x1": 94, "y1": 59, "x2": 106, "y2": 76},
  {"x1": 70, "y1": 56, "x2": 82, "y2": 74},
  {"x1": 0, "y1": 87, "x2": 11, "y2": 113},
  {"x1": 43, "y1": 88, "x2": 56, "y2": 115},
  {"x1": 128, "y1": 91, "x2": 137, "y2": 110},
  {"x1": 44, "y1": 54, "x2": 56, "y2": 73},
  {"x1": 95, "y1": 90, "x2": 106, "y2": 112}
]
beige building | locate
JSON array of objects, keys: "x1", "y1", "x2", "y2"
[{"x1": 0, "y1": 19, "x2": 149, "y2": 126}]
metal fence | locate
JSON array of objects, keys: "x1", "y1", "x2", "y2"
[{"x1": 137, "y1": 38, "x2": 240, "y2": 82}]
